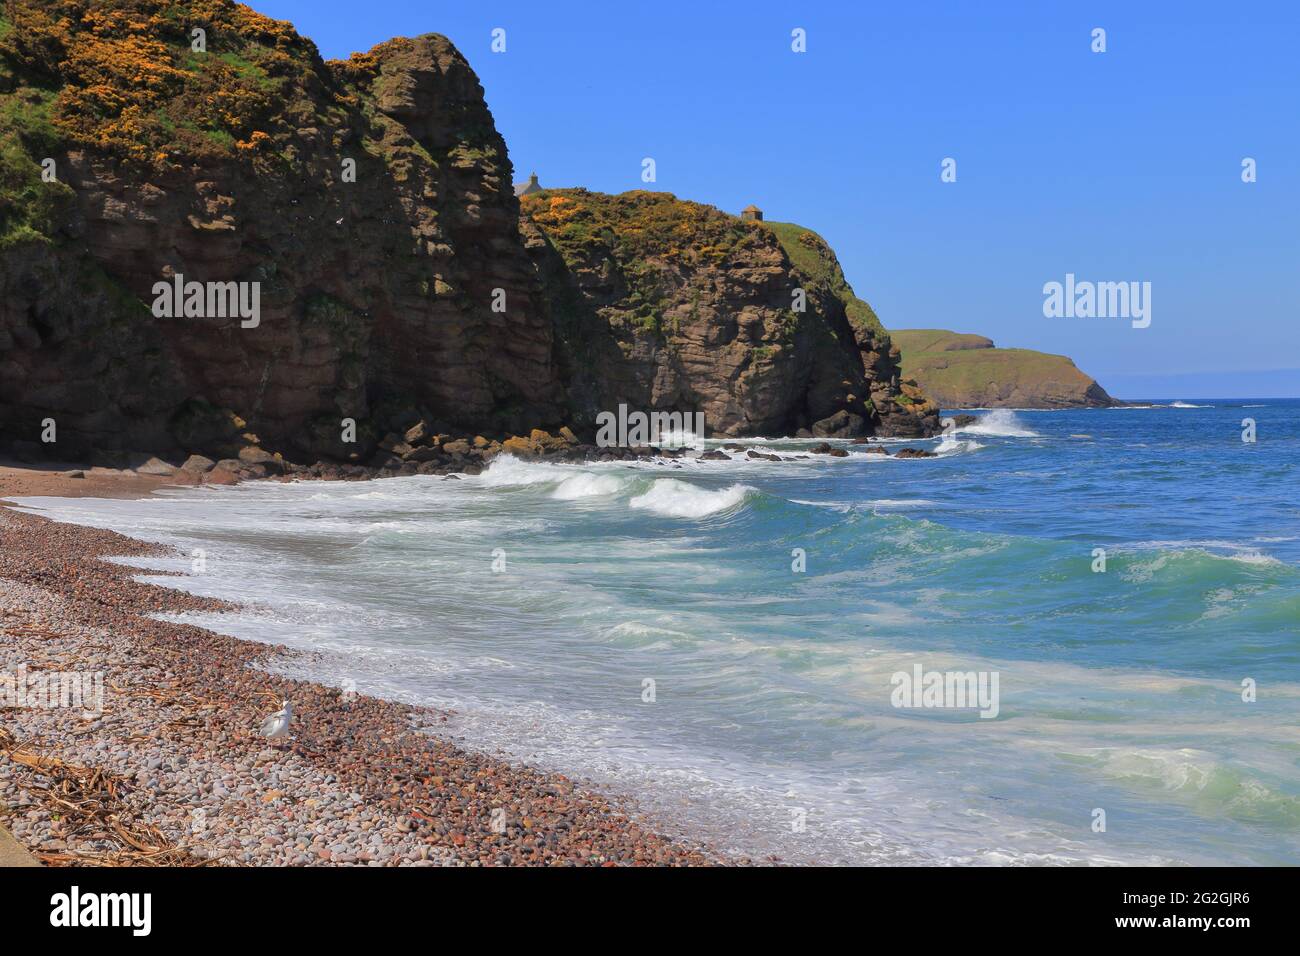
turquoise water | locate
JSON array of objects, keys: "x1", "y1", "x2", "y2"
[{"x1": 17, "y1": 400, "x2": 1300, "y2": 865}]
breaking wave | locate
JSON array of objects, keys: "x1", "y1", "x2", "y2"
[
  {"x1": 628, "y1": 478, "x2": 755, "y2": 518},
  {"x1": 550, "y1": 472, "x2": 629, "y2": 500},
  {"x1": 951, "y1": 408, "x2": 1039, "y2": 437}
]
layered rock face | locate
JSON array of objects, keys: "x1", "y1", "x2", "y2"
[
  {"x1": 1, "y1": 0, "x2": 934, "y2": 463},
  {"x1": 763, "y1": 221, "x2": 938, "y2": 437},
  {"x1": 891, "y1": 329, "x2": 1119, "y2": 408},
  {"x1": 0, "y1": 1, "x2": 561, "y2": 461},
  {"x1": 522, "y1": 191, "x2": 938, "y2": 439}
]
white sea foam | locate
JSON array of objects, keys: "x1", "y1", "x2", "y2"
[
  {"x1": 1120, "y1": 546, "x2": 1287, "y2": 582},
  {"x1": 655, "y1": 428, "x2": 705, "y2": 450},
  {"x1": 1223, "y1": 551, "x2": 1285, "y2": 566},
  {"x1": 11, "y1": 408, "x2": 1298, "y2": 868},
  {"x1": 1080, "y1": 749, "x2": 1295, "y2": 822},
  {"x1": 953, "y1": 409, "x2": 1039, "y2": 437},
  {"x1": 1132, "y1": 540, "x2": 1288, "y2": 565},
  {"x1": 476, "y1": 454, "x2": 571, "y2": 487},
  {"x1": 550, "y1": 472, "x2": 629, "y2": 500},
  {"x1": 935, "y1": 433, "x2": 984, "y2": 456},
  {"x1": 1126, "y1": 538, "x2": 1263, "y2": 551},
  {"x1": 789, "y1": 499, "x2": 852, "y2": 511},
  {"x1": 628, "y1": 479, "x2": 754, "y2": 518},
  {"x1": 603, "y1": 621, "x2": 693, "y2": 646}
]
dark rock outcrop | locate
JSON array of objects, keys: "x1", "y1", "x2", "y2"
[
  {"x1": 1, "y1": 3, "x2": 561, "y2": 461},
  {"x1": 1, "y1": 1, "x2": 936, "y2": 464},
  {"x1": 763, "y1": 221, "x2": 939, "y2": 438},
  {"x1": 521, "y1": 191, "x2": 938, "y2": 440}
]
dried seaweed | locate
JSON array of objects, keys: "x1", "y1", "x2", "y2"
[{"x1": 0, "y1": 726, "x2": 212, "y2": 866}]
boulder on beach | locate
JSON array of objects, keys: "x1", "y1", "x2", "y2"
[
  {"x1": 180, "y1": 455, "x2": 216, "y2": 474},
  {"x1": 403, "y1": 446, "x2": 442, "y2": 463},
  {"x1": 499, "y1": 436, "x2": 535, "y2": 457},
  {"x1": 204, "y1": 467, "x2": 240, "y2": 486},
  {"x1": 135, "y1": 457, "x2": 178, "y2": 476},
  {"x1": 811, "y1": 409, "x2": 864, "y2": 438}
]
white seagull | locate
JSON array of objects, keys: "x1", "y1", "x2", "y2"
[{"x1": 259, "y1": 699, "x2": 293, "y2": 747}]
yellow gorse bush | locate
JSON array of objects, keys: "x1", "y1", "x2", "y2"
[{"x1": 0, "y1": 0, "x2": 313, "y2": 166}]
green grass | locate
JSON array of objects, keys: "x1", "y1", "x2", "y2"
[
  {"x1": 890, "y1": 328, "x2": 994, "y2": 354},
  {"x1": 216, "y1": 50, "x2": 280, "y2": 92},
  {"x1": 0, "y1": 80, "x2": 72, "y2": 247},
  {"x1": 764, "y1": 220, "x2": 887, "y2": 339},
  {"x1": 902, "y1": 347, "x2": 1083, "y2": 390},
  {"x1": 889, "y1": 328, "x2": 1112, "y2": 407},
  {"x1": 0, "y1": 85, "x2": 60, "y2": 154}
]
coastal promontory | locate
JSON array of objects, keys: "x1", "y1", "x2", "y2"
[{"x1": 889, "y1": 329, "x2": 1119, "y2": 409}]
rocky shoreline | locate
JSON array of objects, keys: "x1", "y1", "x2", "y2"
[
  {"x1": 4, "y1": 423, "x2": 939, "y2": 491},
  {"x1": 0, "y1": 501, "x2": 735, "y2": 866}
]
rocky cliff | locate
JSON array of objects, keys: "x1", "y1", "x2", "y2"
[
  {"x1": 521, "y1": 192, "x2": 937, "y2": 439},
  {"x1": 0, "y1": 0, "x2": 934, "y2": 466},
  {"x1": 891, "y1": 329, "x2": 1119, "y2": 408},
  {"x1": 0, "y1": 0, "x2": 561, "y2": 462},
  {"x1": 763, "y1": 221, "x2": 938, "y2": 436}
]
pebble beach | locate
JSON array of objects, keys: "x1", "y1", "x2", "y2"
[{"x1": 0, "y1": 467, "x2": 728, "y2": 866}]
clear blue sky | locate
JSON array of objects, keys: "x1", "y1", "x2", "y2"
[{"x1": 256, "y1": 0, "x2": 1299, "y2": 398}]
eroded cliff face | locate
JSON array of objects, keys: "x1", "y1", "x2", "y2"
[
  {"x1": 522, "y1": 190, "x2": 938, "y2": 439},
  {"x1": 0, "y1": 1, "x2": 562, "y2": 461},
  {"x1": 0, "y1": 1, "x2": 933, "y2": 463},
  {"x1": 764, "y1": 221, "x2": 939, "y2": 438}
]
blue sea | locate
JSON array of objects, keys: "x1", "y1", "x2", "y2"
[{"x1": 16, "y1": 399, "x2": 1300, "y2": 865}]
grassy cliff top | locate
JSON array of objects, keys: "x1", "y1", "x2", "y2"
[
  {"x1": 520, "y1": 188, "x2": 776, "y2": 337},
  {"x1": 521, "y1": 188, "x2": 765, "y2": 268},
  {"x1": 890, "y1": 328, "x2": 1116, "y2": 408},
  {"x1": 890, "y1": 328, "x2": 994, "y2": 354},
  {"x1": 763, "y1": 220, "x2": 886, "y2": 339},
  {"x1": 0, "y1": 0, "x2": 329, "y2": 166}
]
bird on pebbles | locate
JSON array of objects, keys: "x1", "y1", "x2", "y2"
[{"x1": 259, "y1": 699, "x2": 293, "y2": 748}]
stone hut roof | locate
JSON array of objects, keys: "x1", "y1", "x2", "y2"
[{"x1": 514, "y1": 172, "x2": 542, "y2": 197}]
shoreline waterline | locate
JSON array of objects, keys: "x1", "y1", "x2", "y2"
[
  {"x1": 4, "y1": 400, "x2": 1298, "y2": 866},
  {"x1": 0, "y1": 501, "x2": 734, "y2": 866}
]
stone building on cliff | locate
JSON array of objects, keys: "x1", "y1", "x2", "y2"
[{"x1": 514, "y1": 172, "x2": 543, "y2": 197}]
